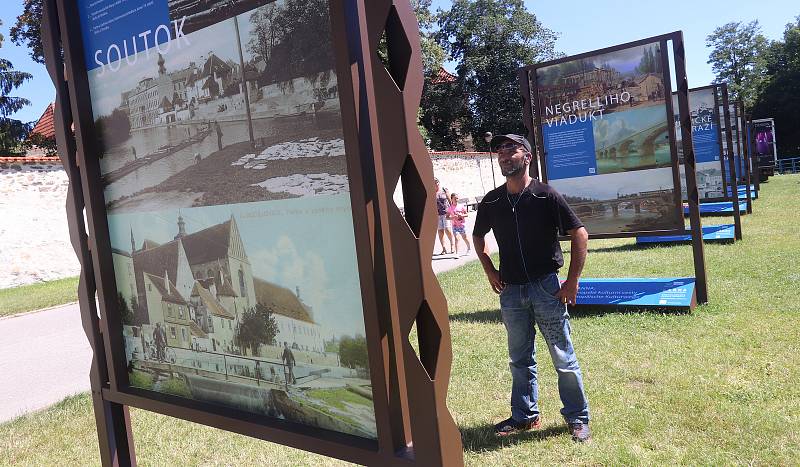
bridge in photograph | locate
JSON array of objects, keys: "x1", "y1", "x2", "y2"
[
  {"x1": 595, "y1": 122, "x2": 669, "y2": 161},
  {"x1": 570, "y1": 188, "x2": 675, "y2": 218}
]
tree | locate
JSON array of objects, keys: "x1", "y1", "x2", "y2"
[
  {"x1": 117, "y1": 293, "x2": 134, "y2": 325},
  {"x1": 10, "y1": 0, "x2": 45, "y2": 65},
  {"x1": 94, "y1": 108, "x2": 131, "y2": 154},
  {"x1": 751, "y1": 16, "x2": 800, "y2": 156},
  {"x1": 706, "y1": 21, "x2": 769, "y2": 108},
  {"x1": 235, "y1": 303, "x2": 279, "y2": 356},
  {"x1": 1, "y1": 19, "x2": 34, "y2": 155},
  {"x1": 339, "y1": 334, "x2": 368, "y2": 369},
  {"x1": 436, "y1": 0, "x2": 559, "y2": 150}
]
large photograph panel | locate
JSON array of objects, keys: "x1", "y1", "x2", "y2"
[
  {"x1": 109, "y1": 196, "x2": 377, "y2": 439},
  {"x1": 78, "y1": 0, "x2": 378, "y2": 439},
  {"x1": 531, "y1": 41, "x2": 681, "y2": 235},
  {"x1": 673, "y1": 88, "x2": 724, "y2": 200},
  {"x1": 86, "y1": 0, "x2": 343, "y2": 213}
]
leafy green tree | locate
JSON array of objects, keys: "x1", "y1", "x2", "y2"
[
  {"x1": 410, "y1": 0, "x2": 467, "y2": 150},
  {"x1": 1, "y1": 19, "x2": 34, "y2": 155},
  {"x1": 339, "y1": 334, "x2": 368, "y2": 369},
  {"x1": 10, "y1": 0, "x2": 45, "y2": 65},
  {"x1": 436, "y1": 0, "x2": 559, "y2": 150},
  {"x1": 235, "y1": 303, "x2": 279, "y2": 356},
  {"x1": 706, "y1": 21, "x2": 769, "y2": 108},
  {"x1": 751, "y1": 16, "x2": 800, "y2": 155},
  {"x1": 636, "y1": 46, "x2": 662, "y2": 74}
]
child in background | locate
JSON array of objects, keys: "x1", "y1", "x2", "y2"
[{"x1": 448, "y1": 193, "x2": 471, "y2": 255}]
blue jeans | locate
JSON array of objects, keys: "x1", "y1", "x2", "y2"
[{"x1": 499, "y1": 273, "x2": 590, "y2": 425}]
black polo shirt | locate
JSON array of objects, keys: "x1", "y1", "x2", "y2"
[{"x1": 473, "y1": 179, "x2": 584, "y2": 285}]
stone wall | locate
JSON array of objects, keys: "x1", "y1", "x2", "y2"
[
  {"x1": 393, "y1": 152, "x2": 499, "y2": 208},
  {"x1": 0, "y1": 159, "x2": 79, "y2": 289}
]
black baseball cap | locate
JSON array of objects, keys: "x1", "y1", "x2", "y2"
[{"x1": 490, "y1": 134, "x2": 531, "y2": 153}]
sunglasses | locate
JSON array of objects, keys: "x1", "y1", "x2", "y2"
[{"x1": 495, "y1": 141, "x2": 521, "y2": 152}]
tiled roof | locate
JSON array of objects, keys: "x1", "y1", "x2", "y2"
[
  {"x1": 217, "y1": 277, "x2": 238, "y2": 297},
  {"x1": 189, "y1": 320, "x2": 208, "y2": 338},
  {"x1": 143, "y1": 272, "x2": 187, "y2": 305},
  {"x1": 180, "y1": 221, "x2": 232, "y2": 266},
  {"x1": 30, "y1": 103, "x2": 55, "y2": 139},
  {"x1": 192, "y1": 282, "x2": 236, "y2": 319},
  {"x1": 254, "y1": 277, "x2": 314, "y2": 324},
  {"x1": 134, "y1": 241, "x2": 180, "y2": 308},
  {"x1": 0, "y1": 157, "x2": 61, "y2": 163},
  {"x1": 431, "y1": 67, "x2": 456, "y2": 84}
]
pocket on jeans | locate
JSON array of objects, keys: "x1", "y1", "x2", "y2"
[
  {"x1": 499, "y1": 286, "x2": 521, "y2": 309},
  {"x1": 538, "y1": 274, "x2": 561, "y2": 298}
]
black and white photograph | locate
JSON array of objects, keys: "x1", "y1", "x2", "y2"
[{"x1": 87, "y1": 0, "x2": 345, "y2": 214}]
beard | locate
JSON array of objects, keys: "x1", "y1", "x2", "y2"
[{"x1": 501, "y1": 159, "x2": 526, "y2": 177}]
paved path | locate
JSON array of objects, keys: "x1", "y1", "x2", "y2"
[
  {"x1": 0, "y1": 214, "x2": 496, "y2": 424},
  {"x1": 430, "y1": 211, "x2": 497, "y2": 275},
  {"x1": 0, "y1": 303, "x2": 91, "y2": 423}
]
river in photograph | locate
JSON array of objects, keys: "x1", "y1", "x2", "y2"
[{"x1": 101, "y1": 116, "x2": 306, "y2": 203}]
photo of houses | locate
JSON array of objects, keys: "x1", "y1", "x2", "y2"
[
  {"x1": 535, "y1": 42, "x2": 667, "y2": 119},
  {"x1": 88, "y1": 0, "x2": 346, "y2": 214},
  {"x1": 108, "y1": 195, "x2": 378, "y2": 439},
  {"x1": 672, "y1": 88, "x2": 726, "y2": 200},
  {"x1": 550, "y1": 168, "x2": 682, "y2": 235}
]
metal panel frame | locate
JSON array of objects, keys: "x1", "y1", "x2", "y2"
[
  {"x1": 43, "y1": 0, "x2": 463, "y2": 465},
  {"x1": 519, "y1": 31, "x2": 707, "y2": 303}
]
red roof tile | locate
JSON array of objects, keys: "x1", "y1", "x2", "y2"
[
  {"x1": 30, "y1": 103, "x2": 55, "y2": 139},
  {"x1": 431, "y1": 67, "x2": 456, "y2": 84}
]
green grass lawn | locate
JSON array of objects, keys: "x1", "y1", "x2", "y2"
[
  {"x1": 0, "y1": 277, "x2": 78, "y2": 318},
  {"x1": 2, "y1": 175, "x2": 799, "y2": 465}
]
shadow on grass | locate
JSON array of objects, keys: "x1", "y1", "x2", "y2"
[
  {"x1": 450, "y1": 305, "x2": 690, "y2": 323},
  {"x1": 582, "y1": 243, "x2": 666, "y2": 254},
  {"x1": 449, "y1": 309, "x2": 502, "y2": 323},
  {"x1": 568, "y1": 304, "x2": 691, "y2": 320},
  {"x1": 459, "y1": 422, "x2": 569, "y2": 452}
]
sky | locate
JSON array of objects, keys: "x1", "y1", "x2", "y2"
[{"x1": 1, "y1": 0, "x2": 798, "y2": 124}]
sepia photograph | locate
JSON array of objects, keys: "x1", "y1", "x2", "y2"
[{"x1": 87, "y1": 0, "x2": 346, "y2": 214}]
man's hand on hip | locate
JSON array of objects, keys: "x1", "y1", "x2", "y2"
[
  {"x1": 556, "y1": 278, "x2": 579, "y2": 305},
  {"x1": 486, "y1": 268, "x2": 505, "y2": 294}
]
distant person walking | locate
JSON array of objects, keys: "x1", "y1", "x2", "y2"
[
  {"x1": 153, "y1": 323, "x2": 167, "y2": 362},
  {"x1": 448, "y1": 193, "x2": 471, "y2": 255},
  {"x1": 282, "y1": 342, "x2": 297, "y2": 387},
  {"x1": 472, "y1": 134, "x2": 591, "y2": 442},
  {"x1": 214, "y1": 120, "x2": 223, "y2": 151},
  {"x1": 435, "y1": 177, "x2": 454, "y2": 255}
]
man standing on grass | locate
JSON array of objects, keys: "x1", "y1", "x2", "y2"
[{"x1": 472, "y1": 133, "x2": 591, "y2": 442}]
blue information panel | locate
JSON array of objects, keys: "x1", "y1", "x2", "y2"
[
  {"x1": 636, "y1": 224, "x2": 735, "y2": 244},
  {"x1": 532, "y1": 41, "x2": 682, "y2": 235},
  {"x1": 684, "y1": 201, "x2": 747, "y2": 215},
  {"x1": 565, "y1": 277, "x2": 696, "y2": 308},
  {"x1": 78, "y1": 0, "x2": 172, "y2": 72},
  {"x1": 673, "y1": 88, "x2": 726, "y2": 201}
]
